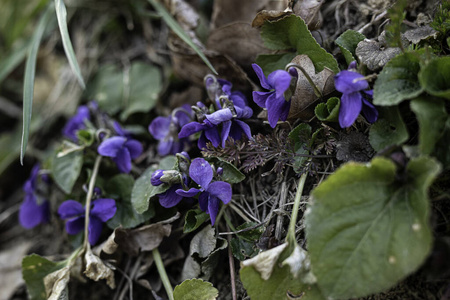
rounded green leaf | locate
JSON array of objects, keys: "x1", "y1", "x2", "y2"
[
  {"x1": 173, "y1": 279, "x2": 218, "y2": 300},
  {"x1": 335, "y1": 30, "x2": 366, "y2": 65},
  {"x1": 373, "y1": 50, "x2": 424, "y2": 106},
  {"x1": 369, "y1": 106, "x2": 409, "y2": 151},
  {"x1": 306, "y1": 157, "x2": 441, "y2": 299},
  {"x1": 314, "y1": 97, "x2": 340, "y2": 122},
  {"x1": 51, "y1": 149, "x2": 83, "y2": 194},
  {"x1": 419, "y1": 56, "x2": 450, "y2": 100}
]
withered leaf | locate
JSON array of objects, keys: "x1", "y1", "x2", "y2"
[
  {"x1": 84, "y1": 248, "x2": 116, "y2": 289},
  {"x1": 212, "y1": 0, "x2": 286, "y2": 29},
  {"x1": 44, "y1": 266, "x2": 70, "y2": 300},
  {"x1": 206, "y1": 23, "x2": 270, "y2": 66},
  {"x1": 252, "y1": 10, "x2": 293, "y2": 28},
  {"x1": 292, "y1": 0, "x2": 324, "y2": 30},
  {"x1": 241, "y1": 243, "x2": 288, "y2": 280},
  {"x1": 113, "y1": 213, "x2": 180, "y2": 256},
  {"x1": 288, "y1": 55, "x2": 335, "y2": 120}
]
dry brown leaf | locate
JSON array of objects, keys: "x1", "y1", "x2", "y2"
[
  {"x1": 163, "y1": 0, "x2": 199, "y2": 31},
  {"x1": 251, "y1": 10, "x2": 293, "y2": 28},
  {"x1": 288, "y1": 55, "x2": 335, "y2": 120},
  {"x1": 84, "y1": 248, "x2": 116, "y2": 289},
  {"x1": 113, "y1": 213, "x2": 180, "y2": 256},
  {"x1": 403, "y1": 25, "x2": 438, "y2": 44},
  {"x1": 211, "y1": 0, "x2": 287, "y2": 29},
  {"x1": 292, "y1": 0, "x2": 324, "y2": 30},
  {"x1": 206, "y1": 23, "x2": 269, "y2": 66},
  {"x1": 44, "y1": 266, "x2": 70, "y2": 300}
]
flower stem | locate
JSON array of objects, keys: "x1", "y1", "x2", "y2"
[
  {"x1": 152, "y1": 248, "x2": 174, "y2": 300},
  {"x1": 285, "y1": 63, "x2": 323, "y2": 98},
  {"x1": 285, "y1": 172, "x2": 308, "y2": 245},
  {"x1": 83, "y1": 155, "x2": 103, "y2": 249}
]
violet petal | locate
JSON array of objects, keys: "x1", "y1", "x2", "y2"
[
  {"x1": 58, "y1": 200, "x2": 84, "y2": 219},
  {"x1": 334, "y1": 70, "x2": 369, "y2": 94},
  {"x1": 208, "y1": 196, "x2": 220, "y2": 225},
  {"x1": 252, "y1": 91, "x2": 272, "y2": 108},
  {"x1": 339, "y1": 92, "x2": 363, "y2": 128},
  {"x1": 88, "y1": 216, "x2": 103, "y2": 245},
  {"x1": 113, "y1": 147, "x2": 132, "y2": 173},
  {"x1": 189, "y1": 158, "x2": 213, "y2": 189},
  {"x1": 90, "y1": 198, "x2": 117, "y2": 222},
  {"x1": 252, "y1": 64, "x2": 272, "y2": 90},
  {"x1": 98, "y1": 136, "x2": 127, "y2": 157},
  {"x1": 125, "y1": 139, "x2": 143, "y2": 159},
  {"x1": 159, "y1": 186, "x2": 184, "y2": 208},
  {"x1": 267, "y1": 70, "x2": 291, "y2": 98},
  {"x1": 66, "y1": 216, "x2": 85, "y2": 235},
  {"x1": 149, "y1": 116, "x2": 171, "y2": 140},
  {"x1": 207, "y1": 181, "x2": 232, "y2": 204}
]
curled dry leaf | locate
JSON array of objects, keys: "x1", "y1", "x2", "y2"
[
  {"x1": 292, "y1": 0, "x2": 324, "y2": 31},
  {"x1": 44, "y1": 266, "x2": 70, "y2": 300},
  {"x1": 113, "y1": 212, "x2": 180, "y2": 256},
  {"x1": 288, "y1": 55, "x2": 335, "y2": 120},
  {"x1": 84, "y1": 248, "x2": 116, "y2": 289},
  {"x1": 252, "y1": 10, "x2": 293, "y2": 28},
  {"x1": 211, "y1": 0, "x2": 287, "y2": 29},
  {"x1": 206, "y1": 23, "x2": 270, "y2": 67}
]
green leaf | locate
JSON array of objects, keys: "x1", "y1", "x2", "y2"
[
  {"x1": 76, "y1": 129, "x2": 95, "y2": 146},
  {"x1": 369, "y1": 106, "x2": 409, "y2": 151},
  {"x1": 87, "y1": 64, "x2": 124, "y2": 115},
  {"x1": 314, "y1": 97, "x2": 340, "y2": 122},
  {"x1": 120, "y1": 62, "x2": 162, "y2": 120},
  {"x1": 54, "y1": 0, "x2": 85, "y2": 88},
  {"x1": 410, "y1": 97, "x2": 448, "y2": 155},
  {"x1": 21, "y1": 4, "x2": 53, "y2": 164},
  {"x1": 22, "y1": 254, "x2": 65, "y2": 300},
  {"x1": 106, "y1": 174, "x2": 154, "y2": 229},
  {"x1": 335, "y1": 30, "x2": 366, "y2": 65},
  {"x1": 131, "y1": 156, "x2": 177, "y2": 214},
  {"x1": 184, "y1": 209, "x2": 210, "y2": 233},
  {"x1": 173, "y1": 279, "x2": 218, "y2": 300},
  {"x1": 305, "y1": 157, "x2": 441, "y2": 299},
  {"x1": 205, "y1": 158, "x2": 245, "y2": 184},
  {"x1": 288, "y1": 123, "x2": 315, "y2": 173},
  {"x1": 51, "y1": 149, "x2": 83, "y2": 194},
  {"x1": 147, "y1": 0, "x2": 217, "y2": 75},
  {"x1": 255, "y1": 53, "x2": 297, "y2": 76},
  {"x1": 434, "y1": 118, "x2": 450, "y2": 169},
  {"x1": 235, "y1": 222, "x2": 264, "y2": 241},
  {"x1": 260, "y1": 15, "x2": 339, "y2": 73},
  {"x1": 419, "y1": 56, "x2": 450, "y2": 100},
  {"x1": 230, "y1": 238, "x2": 258, "y2": 261},
  {"x1": 373, "y1": 50, "x2": 424, "y2": 106}
]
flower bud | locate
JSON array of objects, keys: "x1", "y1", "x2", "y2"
[{"x1": 151, "y1": 169, "x2": 165, "y2": 186}]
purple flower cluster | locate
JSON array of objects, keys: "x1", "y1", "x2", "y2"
[
  {"x1": 58, "y1": 198, "x2": 116, "y2": 245},
  {"x1": 335, "y1": 62, "x2": 378, "y2": 128},
  {"x1": 151, "y1": 157, "x2": 231, "y2": 225},
  {"x1": 149, "y1": 104, "x2": 194, "y2": 156},
  {"x1": 98, "y1": 122, "x2": 143, "y2": 173},
  {"x1": 178, "y1": 77, "x2": 252, "y2": 149},
  {"x1": 19, "y1": 164, "x2": 50, "y2": 229},
  {"x1": 252, "y1": 64, "x2": 293, "y2": 128}
]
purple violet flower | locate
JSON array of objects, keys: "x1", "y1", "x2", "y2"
[
  {"x1": 179, "y1": 78, "x2": 252, "y2": 149},
  {"x1": 334, "y1": 63, "x2": 378, "y2": 128},
  {"x1": 98, "y1": 136, "x2": 143, "y2": 173},
  {"x1": 58, "y1": 198, "x2": 117, "y2": 245},
  {"x1": 62, "y1": 105, "x2": 90, "y2": 142},
  {"x1": 175, "y1": 158, "x2": 231, "y2": 225},
  {"x1": 19, "y1": 164, "x2": 50, "y2": 229},
  {"x1": 149, "y1": 104, "x2": 193, "y2": 156},
  {"x1": 252, "y1": 64, "x2": 292, "y2": 128}
]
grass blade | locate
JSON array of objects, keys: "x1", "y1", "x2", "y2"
[
  {"x1": 20, "y1": 5, "x2": 53, "y2": 165},
  {"x1": 147, "y1": 0, "x2": 218, "y2": 75},
  {"x1": 54, "y1": 0, "x2": 86, "y2": 88}
]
